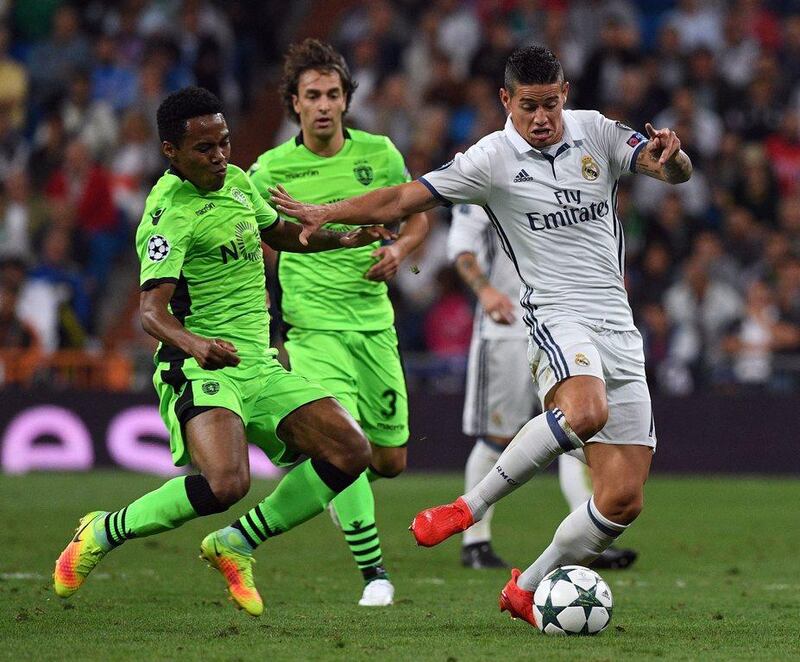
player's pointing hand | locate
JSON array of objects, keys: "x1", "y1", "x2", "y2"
[
  {"x1": 269, "y1": 185, "x2": 327, "y2": 246},
  {"x1": 644, "y1": 123, "x2": 681, "y2": 165}
]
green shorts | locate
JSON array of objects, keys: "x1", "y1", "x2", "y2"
[
  {"x1": 285, "y1": 327, "x2": 409, "y2": 447},
  {"x1": 153, "y1": 353, "x2": 331, "y2": 467}
]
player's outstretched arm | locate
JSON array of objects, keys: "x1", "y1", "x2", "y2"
[
  {"x1": 270, "y1": 180, "x2": 440, "y2": 245},
  {"x1": 260, "y1": 220, "x2": 395, "y2": 253},
  {"x1": 140, "y1": 282, "x2": 240, "y2": 369},
  {"x1": 634, "y1": 122, "x2": 693, "y2": 184},
  {"x1": 366, "y1": 212, "x2": 429, "y2": 281}
]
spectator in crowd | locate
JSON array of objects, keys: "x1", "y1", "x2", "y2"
[
  {"x1": 0, "y1": 104, "x2": 29, "y2": 184},
  {"x1": 60, "y1": 70, "x2": 118, "y2": 162},
  {"x1": 110, "y1": 110, "x2": 161, "y2": 225},
  {"x1": 0, "y1": 24, "x2": 28, "y2": 131},
  {"x1": 91, "y1": 33, "x2": 138, "y2": 114},
  {"x1": 44, "y1": 139, "x2": 121, "y2": 290},
  {"x1": 21, "y1": 227, "x2": 90, "y2": 352},
  {"x1": 722, "y1": 279, "x2": 799, "y2": 387},
  {"x1": 423, "y1": 265, "x2": 473, "y2": 358},
  {"x1": 27, "y1": 5, "x2": 91, "y2": 108}
]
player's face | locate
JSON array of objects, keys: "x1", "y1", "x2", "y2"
[
  {"x1": 293, "y1": 69, "x2": 346, "y2": 140},
  {"x1": 163, "y1": 113, "x2": 230, "y2": 191},
  {"x1": 501, "y1": 81, "x2": 569, "y2": 149}
]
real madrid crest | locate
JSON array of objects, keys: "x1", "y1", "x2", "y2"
[{"x1": 581, "y1": 155, "x2": 599, "y2": 181}]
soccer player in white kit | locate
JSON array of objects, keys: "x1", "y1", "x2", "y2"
[
  {"x1": 449, "y1": 203, "x2": 638, "y2": 571},
  {"x1": 271, "y1": 45, "x2": 692, "y2": 628}
]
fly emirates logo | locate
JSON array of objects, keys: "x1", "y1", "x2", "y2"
[{"x1": 525, "y1": 188, "x2": 610, "y2": 232}]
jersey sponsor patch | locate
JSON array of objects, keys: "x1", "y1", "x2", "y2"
[
  {"x1": 147, "y1": 235, "x2": 170, "y2": 262},
  {"x1": 627, "y1": 132, "x2": 646, "y2": 148}
]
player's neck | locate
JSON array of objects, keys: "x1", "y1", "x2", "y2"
[{"x1": 301, "y1": 128, "x2": 346, "y2": 158}]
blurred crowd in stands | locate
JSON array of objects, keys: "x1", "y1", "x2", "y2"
[{"x1": 3, "y1": 0, "x2": 800, "y2": 395}]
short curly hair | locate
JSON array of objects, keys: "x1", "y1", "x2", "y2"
[
  {"x1": 504, "y1": 45, "x2": 564, "y2": 93},
  {"x1": 280, "y1": 38, "x2": 357, "y2": 123},
  {"x1": 157, "y1": 86, "x2": 224, "y2": 145}
]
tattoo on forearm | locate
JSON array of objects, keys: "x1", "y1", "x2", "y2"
[
  {"x1": 663, "y1": 151, "x2": 692, "y2": 183},
  {"x1": 456, "y1": 254, "x2": 489, "y2": 294}
]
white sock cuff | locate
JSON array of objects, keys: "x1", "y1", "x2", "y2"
[
  {"x1": 547, "y1": 408, "x2": 584, "y2": 450},
  {"x1": 587, "y1": 497, "x2": 628, "y2": 538}
]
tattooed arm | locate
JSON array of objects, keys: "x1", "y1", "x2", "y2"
[{"x1": 634, "y1": 122, "x2": 693, "y2": 184}]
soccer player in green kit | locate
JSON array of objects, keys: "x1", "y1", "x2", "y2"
[
  {"x1": 53, "y1": 87, "x2": 395, "y2": 616},
  {"x1": 248, "y1": 39, "x2": 429, "y2": 606}
]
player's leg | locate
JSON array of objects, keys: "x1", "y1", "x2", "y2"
[
  {"x1": 410, "y1": 371, "x2": 604, "y2": 547},
  {"x1": 516, "y1": 443, "x2": 651, "y2": 590},
  {"x1": 558, "y1": 452, "x2": 640, "y2": 570},
  {"x1": 460, "y1": 337, "x2": 533, "y2": 568},
  {"x1": 345, "y1": 327, "x2": 409, "y2": 605},
  {"x1": 54, "y1": 407, "x2": 249, "y2": 598},
  {"x1": 203, "y1": 362, "x2": 371, "y2": 613}
]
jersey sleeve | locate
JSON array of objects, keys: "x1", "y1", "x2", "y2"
[
  {"x1": 244, "y1": 172, "x2": 279, "y2": 230},
  {"x1": 594, "y1": 114, "x2": 648, "y2": 178},
  {"x1": 136, "y1": 208, "x2": 192, "y2": 290},
  {"x1": 247, "y1": 158, "x2": 273, "y2": 202},
  {"x1": 447, "y1": 204, "x2": 491, "y2": 262},
  {"x1": 419, "y1": 145, "x2": 492, "y2": 206},
  {"x1": 384, "y1": 137, "x2": 412, "y2": 185}
]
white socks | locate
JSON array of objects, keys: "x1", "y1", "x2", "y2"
[
  {"x1": 558, "y1": 451, "x2": 592, "y2": 511},
  {"x1": 461, "y1": 409, "x2": 582, "y2": 521},
  {"x1": 462, "y1": 439, "x2": 503, "y2": 546},
  {"x1": 517, "y1": 497, "x2": 628, "y2": 591}
]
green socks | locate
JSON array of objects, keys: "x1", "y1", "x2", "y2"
[
  {"x1": 331, "y1": 473, "x2": 386, "y2": 580},
  {"x1": 231, "y1": 459, "x2": 349, "y2": 547},
  {"x1": 103, "y1": 475, "x2": 225, "y2": 547}
]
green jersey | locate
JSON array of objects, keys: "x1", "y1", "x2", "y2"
[
  {"x1": 135, "y1": 164, "x2": 278, "y2": 364},
  {"x1": 249, "y1": 128, "x2": 410, "y2": 331}
]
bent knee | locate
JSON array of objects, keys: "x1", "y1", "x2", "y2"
[
  {"x1": 327, "y1": 430, "x2": 371, "y2": 476},
  {"x1": 207, "y1": 472, "x2": 250, "y2": 507},
  {"x1": 594, "y1": 486, "x2": 643, "y2": 525},
  {"x1": 565, "y1": 402, "x2": 608, "y2": 441},
  {"x1": 370, "y1": 456, "x2": 406, "y2": 478}
]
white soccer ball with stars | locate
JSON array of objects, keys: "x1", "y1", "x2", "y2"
[{"x1": 533, "y1": 565, "x2": 613, "y2": 635}]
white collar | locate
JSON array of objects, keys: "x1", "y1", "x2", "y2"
[{"x1": 503, "y1": 110, "x2": 584, "y2": 155}]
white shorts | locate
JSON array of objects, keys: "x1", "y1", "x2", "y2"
[
  {"x1": 527, "y1": 320, "x2": 656, "y2": 448},
  {"x1": 463, "y1": 336, "x2": 537, "y2": 438}
]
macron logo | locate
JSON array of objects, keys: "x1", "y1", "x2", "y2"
[{"x1": 513, "y1": 169, "x2": 534, "y2": 183}]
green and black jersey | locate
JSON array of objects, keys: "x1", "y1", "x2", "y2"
[
  {"x1": 249, "y1": 128, "x2": 411, "y2": 331},
  {"x1": 135, "y1": 164, "x2": 278, "y2": 364}
]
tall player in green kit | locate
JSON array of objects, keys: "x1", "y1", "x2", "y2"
[
  {"x1": 53, "y1": 87, "x2": 394, "y2": 616},
  {"x1": 249, "y1": 40, "x2": 429, "y2": 606}
]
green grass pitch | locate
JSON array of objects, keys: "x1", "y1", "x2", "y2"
[{"x1": 1, "y1": 472, "x2": 799, "y2": 661}]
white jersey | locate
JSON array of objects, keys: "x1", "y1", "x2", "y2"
[
  {"x1": 446, "y1": 203, "x2": 526, "y2": 340},
  {"x1": 421, "y1": 111, "x2": 647, "y2": 335}
]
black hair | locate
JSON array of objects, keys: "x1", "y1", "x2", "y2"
[
  {"x1": 156, "y1": 86, "x2": 224, "y2": 145},
  {"x1": 504, "y1": 45, "x2": 564, "y2": 93},
  {"x1": 280, "y1": 38, "x2": 357, "y2": 123}
]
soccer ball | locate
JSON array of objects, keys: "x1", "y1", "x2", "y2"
[{"x1": 533, "y1": 565, "x2": 613, "y2": 635}]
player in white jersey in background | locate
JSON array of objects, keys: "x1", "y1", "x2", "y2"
[
  {"x1": 270, "y1": 45, "x2": 692, "y2": 628},
  {"x1": 449, "y1": 203, "x2": 637, "y2": 571}
]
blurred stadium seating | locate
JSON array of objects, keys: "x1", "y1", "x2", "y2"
[{"x1": 2, "y1": 0, "x2": 800, "y2": 474}]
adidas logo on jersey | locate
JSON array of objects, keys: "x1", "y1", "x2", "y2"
[{"x1": 513, "y1": 169, "x2": 534, "y2": 183}]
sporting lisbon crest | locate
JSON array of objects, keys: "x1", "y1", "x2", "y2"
[
  {"x1": 353, "y1": 161, "x2": 374, "y2": 186},
  {"x1": 230, "y1": 186, "x2": 252, "y2": 209},
  {"x1": 581, "y1": 155, "x2": 599, "y2": 181}
]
